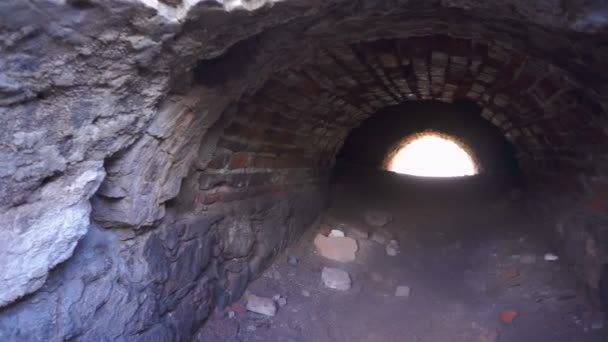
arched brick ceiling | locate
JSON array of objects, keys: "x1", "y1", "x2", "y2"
[
  {"x1": 92, "y1": 0, "x2": 608, "y2": 229},
  {"x1": 209, "y1": 35, "x2": 605, "y2": 174}
]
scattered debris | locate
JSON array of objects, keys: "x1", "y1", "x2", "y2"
[
  {"x1": 287, "y1": 255, "x2": 299, "y2": 266},
  {"x1": 272, "y1": 294, "x2": 288, "y2": 307},
  {"x1": 246, "y1": 294, "x2": 277, "y2": 317},
  {"x1": 301, "y1": 290, "x2": 310, "y2": 297},
  {"x1": 365, "y1": 209, "x2": 393, "y2": 227},
  {"x1": 313, "y1": 233, "x2": 358, "y2": 262},
  {"x1": 395, "y1": 285, "x2": 411, "y2": 297},
  {"x1": 329, "y1": 229, "x2": 345, "y2": 238},
  {"x1": 227, "y1": 310, "x2": 235, "y2": 319},
  {"x1": 544, "y1": 253, "x2": 559, "y2": 261},
  {"x1": 519, "y1": 254, "x2": 536, "y2": 264},
  {"x1": 386, "y1": 240, "x2": 400, "y2": 256},
  {"x1": 321, "y1": 267, "x2": 352, "y2": 290},
  {"x1": 500, "y1": 309, "x2": 518, "y2": 324}
]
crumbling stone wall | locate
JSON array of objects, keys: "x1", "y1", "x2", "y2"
[{"x1": 2, "y1": 0, "x2": 608, "y2": 340}]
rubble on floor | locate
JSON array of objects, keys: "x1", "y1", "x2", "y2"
[
  {"x1": 544, "y1": 253, "x2": 559, "y2": 261},
  {"x1": 313, "y1": 233, "x2": 358, "y2": 262},
  {"x1": 272, "y1": 294, "x2": 288, "y2": 307},
  {"x1": 395, "y1": 285, "x2": 411, "y2": 297},
  {"x1": 246, "y1": 294, "x2": 277, "y2": 317},
  {"x1": 328, "y1": 229, "x2": 345, "y2": 237},
  {"x1": 321, "y1": 267, "x2": 352, "y2": 290}
]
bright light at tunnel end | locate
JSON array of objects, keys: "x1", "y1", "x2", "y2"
[{"x1": 387, "y1": 133, "x2": 478, "y2": 177}]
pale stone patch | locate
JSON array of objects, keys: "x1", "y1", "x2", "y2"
[
  {"x1": 321, "y1": 267, "x2": 351, "y2": 291},
  {"x1": 246, "y1": 294, "x2": 277, "y2": 316},
  {"x1": 313, "y1": 233, "x2": 358, "y2": 262}
]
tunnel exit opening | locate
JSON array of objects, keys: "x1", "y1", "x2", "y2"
[{"x1": 385, "y1": 131, "x2": 479, "y2": 177}]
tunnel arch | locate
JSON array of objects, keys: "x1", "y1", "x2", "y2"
[
  {"x1": 2, "y1": 1, "x2": 608, "y2": 340},
  {"x1": 337, "y1": 100, "x2": 519, "y2": 176},
  {"x1": 383, "y1": 130, "x2": 481, "y2": 177},
  {"x1": 92, "y1": 13, "x2": 608, "y2": 232}
]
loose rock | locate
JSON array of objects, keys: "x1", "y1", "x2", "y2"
[
  {"x1": 329, "y1": 229, "x2": 345, "y2": 237},
  {"x1": 395, "y1": 285, "x2": 411, "y2": 297},
  {"x1": 386, "y1": 240, "x2": 400, "y2": 256},
  {"x1": 313, "y1": 233, "x2": 358, "y2": 262},
  {"x1": 500, "y1": 309, "x2": 518, "y2": 324},
  {"x1": 246, "y1": 294, "x2": 277, "y2": 317},
  {"x1": 272, "y1": 294, "x2": 288, "y2": 307},
  {"x1": 365, "y1": 209, "x2": 393, "y2": 227},
  {"x1": 544, "y1": 253, "x2": 559, "y2": 261},
  {"x1": 321, "y1": 267, "x2": 351, "y2": 290},
  {"x1": 301, "y1": 290, "x2": 310, "y2": 297},
  {"x1": 277, "y1": 297, "x2": 287, "y2": 307},
  {"x1": 287, "y1": 255, "x2": 299, "y2": 266}
]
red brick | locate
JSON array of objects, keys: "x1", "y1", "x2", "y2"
[
  {"x1": 228, "y1": 152, "x2": 251, "y2": 169},
  {"x1": 253, "y1": 155, "x2": 276, "y2": 169},
  {"x1": 207, "y1": 154, "x2": 230, "y2": 169}
]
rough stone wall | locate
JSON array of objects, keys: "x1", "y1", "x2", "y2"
[
  {"x1": 2, "y1": 0, "x2": 608, "y2": 340},
  {"x1": 0, "y1": 183, "x2": 327, "y2": 341}
]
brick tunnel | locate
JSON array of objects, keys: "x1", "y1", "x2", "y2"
[{"x1": 1, "y1": 0, "x2": 608, "y2": 341}]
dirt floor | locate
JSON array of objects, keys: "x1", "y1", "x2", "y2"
[{"x1": 198, "y1": 168, "x2": 608, "y2": 341}]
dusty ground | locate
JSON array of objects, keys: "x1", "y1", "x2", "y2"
[{"x1": 199, "y1": 168, "x2": 608, "y2": 341}]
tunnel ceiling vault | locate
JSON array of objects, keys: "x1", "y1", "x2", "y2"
[
  {"x1": 59, "y1": 0, "x2": 608, "y2": 236},
  {"x1": 230, "y1": 35, "x2": 603, "y2": 163},
  {"x1": 3, "y1": 0, "x2": 608, "y2": 309}
]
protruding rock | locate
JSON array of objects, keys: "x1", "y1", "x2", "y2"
[
  {"x1": 365, "y1": 209, "x2": 393, "y2": 227},
  {"x1": 313, "y1": 233, "x2": 358, "y2": 262},
  {"x1": 246, "y1": 294, "x2": 277, "y2": 316},
  {"x1": 321, "y1": 267, "x2": 351, "y2": 291}
]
